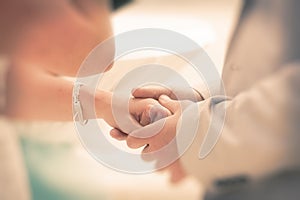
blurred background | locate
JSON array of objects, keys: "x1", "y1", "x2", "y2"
[{"x1": 0, "y1": 0, "x2": 241, "y2": 199}]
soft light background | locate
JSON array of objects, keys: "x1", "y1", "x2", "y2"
[{"x1": 3, "y1": 0, "x2": 241, "y2": 199}]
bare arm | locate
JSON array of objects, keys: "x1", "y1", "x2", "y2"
[
  {"x1": 2, "y1": 0, "x2": 114, "y2": 121},
  {"x1": 0, "y1": 0, "x2": 113, "y2": 77}
]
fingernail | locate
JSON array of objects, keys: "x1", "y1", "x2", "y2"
[{"x1": 159, "y1": 95, "x2": 169, "y2": 101}]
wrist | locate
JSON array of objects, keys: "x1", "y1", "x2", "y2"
[
  {"x1": 94, "y1": 90, "x2": 119, "y2": 128},
  {"x1": 95, "y1": 90, "x2": 112, "y2": 119}
]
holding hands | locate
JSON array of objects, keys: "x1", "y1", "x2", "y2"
[{"x1": 109, "y1": 85, "x2": 203, "y2": 183}]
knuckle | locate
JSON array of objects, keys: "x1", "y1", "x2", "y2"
[{"x1": 126, "y1": 136, "x2": 139, "y2": 148}]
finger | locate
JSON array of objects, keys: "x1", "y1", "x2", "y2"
[
  {"x1": 139, "y1": 104, "x2": 171, "y2": 126},
  {"x1": 130, "y1": 117, "x2": 167, "y2": 139},
  {"x1": 141, "y1": 146, "x2": 168, "y2": 162},
  {"x1": 110, "y1": 128, "x2": 127, "y2": 141},
  {"x1": 132, "y1": 86, "x2": 176, "y2": 100},
  {"x1": 158, "y1": 95, "x2": 180, "y2": 113},
  {"x1": 149, "y1": 105, "x2": 171, "y2": 122},
  {"x1": 139, "y1": 105, "x2": 152, "y2": 126},
  {"x1": 126, "y1": 118, "x2": 167, "y2": 148},
  {"x1": 140, "y1": 145, "x2": 157, "y2": 162},
  {"x1": 126, "y1": 135, "x2": 148, "y2": 149}
]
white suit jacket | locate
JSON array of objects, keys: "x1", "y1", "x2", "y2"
[{"x1": 180, "y1": 0, "x2": 300, "y2": 190}]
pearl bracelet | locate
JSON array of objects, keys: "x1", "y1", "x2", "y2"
[{"x1": 73, "y1": 82, "x2": 88, "y2": 125}]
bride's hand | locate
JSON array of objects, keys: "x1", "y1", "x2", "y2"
[
  {"x1": 93, "y1": 89, "x2": 170, "y2": 132},
  {"x1": 129, "y1": 97, "x2": 172, "y2": 127}
]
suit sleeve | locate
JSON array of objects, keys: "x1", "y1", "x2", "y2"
[{"x1": 177, "y1": 63, "x2": 300, "y2": 187}]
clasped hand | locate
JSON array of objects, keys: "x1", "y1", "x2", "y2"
[{"x1": 110, "y1": 85, "x2": 202, "y2": 183}]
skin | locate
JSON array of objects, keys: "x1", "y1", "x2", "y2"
[
  {"x1": 111, "y1": 86, "x2": 202, "y2": 183},
  {"x1": 1, "y1": 0, "x2": 198, "y2": 182},
  {"x1": 2, "y1": 0, "x2": 169, "y2": 127}
]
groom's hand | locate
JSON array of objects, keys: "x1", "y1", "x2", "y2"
[
  {"x1": 132, "y1": 85, "x2": 203, "y2": 101},
  {"x1": 111, "y1": 95, "x2": 194, "y2": 183},
  {"x1": 110, "y1": 85, "x2": 202, "y2": 183}
]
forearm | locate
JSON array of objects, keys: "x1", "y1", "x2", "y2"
[
  {"x1": 5, "y1": 65, "x2": 114, "y2": 122},
  {"x1": 81, "y1": 86, "x2": 117, "y2": 127},
  {"x1": 6, "y1": 65, "x2": 74, "y2": 121}
]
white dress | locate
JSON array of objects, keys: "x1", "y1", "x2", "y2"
[
  {"x1": 0, "y1": 57, "x2": 31, "y2": 200},
  {"x1": 0, "y1": 56, "x2": 200, "y2": 199}
]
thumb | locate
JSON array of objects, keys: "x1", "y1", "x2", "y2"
[{"x1": 158, "y1": 95, "x2": 180, "y2": 113}]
